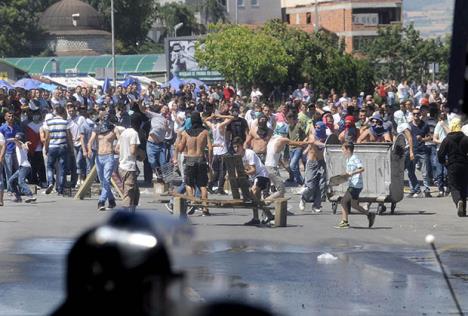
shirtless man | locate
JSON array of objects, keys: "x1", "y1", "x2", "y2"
[
  {"x1": 299, "y1": 121, "x2": 328, "y2": 213},
  {"x1": 176, "y1": 112, "x2": 212, "y2": 216},
  {"x1": 264, "y1": 122, "x2": 312, "y2": 202},
  {"x1": 244, "y1": 114, "x2": 273, "y2": 163},
  {"x1": 88, "y1": 116, "x2": 117, "y2": 211}
]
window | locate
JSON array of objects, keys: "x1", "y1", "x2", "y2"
[
  {"x1": 352, "y1": 36, "x2": 376, "y2": 52},
  {"x1": 352, "y1": 8, "x2": 401, "y2": 25},
  {"x1": 237, "y1": 0, "x2": 244, "y2": 7},
  {"x1": 251, "y1": 0, "x2": 259, "y2": 7},
  {"x1": 285, "y1": 14, "x2": 291, "y2": 24},
  {"x1": 296, "y1": 13, "x2": 300, "y2": 24},
  {"x1": 306, "y1": 12, "x2": 312, "y2": 24}
]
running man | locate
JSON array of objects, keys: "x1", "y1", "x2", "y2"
[{"x1": 336, "y1": 141, "x2": 376, "y2": 229}]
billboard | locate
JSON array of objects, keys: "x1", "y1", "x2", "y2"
[{"x1": 165, "y1": 36, "x2": 223, "y2": 82}]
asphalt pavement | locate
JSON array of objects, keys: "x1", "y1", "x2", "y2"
[{"x1": 0, "y1": 186, "x2": 467, "y2": 315}]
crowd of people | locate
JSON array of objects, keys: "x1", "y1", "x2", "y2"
[{"x1": 0, "y1": 78, "x2": 467, "y2": 226}]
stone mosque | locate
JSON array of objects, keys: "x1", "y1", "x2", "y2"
[{"x1": 39, "y1": 0, "x2": 111, "y2": 56}]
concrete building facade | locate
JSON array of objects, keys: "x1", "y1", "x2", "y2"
[{"x1": 282, "y1": 0, "x2": 402, "y2": 53}]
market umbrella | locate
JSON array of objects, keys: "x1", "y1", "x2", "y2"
[
  {"x1": 0, "y1": 80, "x2": 13, "y2": 91},
  {"x1": 163, "y1": 76, "x2": 185, "y2": 90},
  {"x1": 13, "y1": 78, "x2": 42, "y2": 90}
]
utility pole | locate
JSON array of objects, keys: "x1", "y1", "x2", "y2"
[
  {"x1": 314, "y1": 0, "x2": 319, "y2": 32},
  {"x1": 111, "y1": 0, "x2": 116, "y2": 89}
]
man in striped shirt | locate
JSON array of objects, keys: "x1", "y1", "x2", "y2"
[{"x1": 44, "y1": 106, "x2": 74, "y2": 195}]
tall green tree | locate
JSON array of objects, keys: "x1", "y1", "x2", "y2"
[
  {"x1": 157, "y1": 3, "x2": 205, "y2": 38},
  {"x1": 366, "y1": 24, "x2": 450, "y2": 82},
  {"x1": 0, "y1": 0, "x2": 53, "y2": 57},
  {"x1": 199, "y1": 0, "x2": 227, "y2": 24},
  {"x1": 86, "y1": 0, "x2": 157, "y2": 54},
  {"x1": 196, "y1": 24, "x2": 292, "y2": 89}
]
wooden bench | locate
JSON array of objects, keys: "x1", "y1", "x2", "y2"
[{"x1": 165, "y1": 155, "x2": 289, "y2": 227}]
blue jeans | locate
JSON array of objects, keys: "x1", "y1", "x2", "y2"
[
  {"x1": 147, "y1": 141, "x2": 166, "y2": 176},
  {"x1": 289, "y1": 148, "x2": 304, "y2": 185},
  {"x1": 302, "y1": 160, "x2": 327, "y2": 209},
  {"x1": 405, "y1": 150, "x2": 430, "y2": 194},
  {"x1": 4, "y1": 151, "x2": 17, "y2": 192},
  {"x1": 9, "y1": 166, "x2": 32, "y2": 198},
  {"x1": 428, "y1": 145, "x2": 445, "y2": 191},
  {"x1": 47, "y1": 146, "x2": 68, "y2": 194},
  {"x1": 85, "y1": 150, "x2": 96, "y2": 177},
  {"x1": 96, "y1": 154, "x2": 115, "y2": 203}
]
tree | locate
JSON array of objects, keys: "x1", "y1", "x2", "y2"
[
  {"x1": 366, "y1": 24, "x2": 450, "y2": 82},
  {"x1": 86, "y1": 0, "x2": 157, "y2": 54},
  {"x1": 0, "y1": 0, "x2": 52, "y2": 57},
  {"x1": 199, "y1": 0, "x2": 227, "y2": 24},
  {"x1": 196, "y1": 24, "x2": 292, "y2": 89},
  {"x1": 157, "y1": 3, "x2": 205, "y2": 38}
]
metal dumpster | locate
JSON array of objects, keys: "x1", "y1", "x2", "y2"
[{"x1": 324, "y1": 134, "x2": 406, "y2": 215}]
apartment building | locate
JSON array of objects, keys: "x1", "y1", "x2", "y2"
[{"x1": 282, "y1": 0, "x2": 402, "y2": 53}]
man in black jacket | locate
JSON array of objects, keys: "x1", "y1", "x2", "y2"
[{"x1": 438, "y1": 117, "x2": 468, "y2": 216}]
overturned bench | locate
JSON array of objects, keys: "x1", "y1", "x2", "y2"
[{"x1": 171, "y1": 193, "x2": 289, "y2": 227}]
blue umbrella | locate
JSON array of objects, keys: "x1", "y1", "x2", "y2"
[
  {"x1": 38, "y1": 83, "x2": 57, "y2": 92},
  {"x1": 163, "y1": 76, "x2": 185, "y2": 90},
  {"x1": 0, "y1": 80, "x2": 13, "y2": 91},
  {"x1": 14, "y1": 78, "x2": 42, "y2": 90}
]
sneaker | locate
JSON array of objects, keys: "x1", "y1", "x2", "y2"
[
  {"x1": 215, "y1": 189, "x2": 228, "y2": 195},
  {"x1": 457, "y1": 201, "x2": 466, "y2": 217},
  {"x1": 313, "y1": 207, "x2": 322, "y2": 213},
  {"x1": 201, "y1": 210, "x2": 211, "y2": 217},
  {"x1": 207, "y1": 187, "x2": 215, "y2": 194},
  {"x1": 367, "y1": 212, "x2": 376, "y2": 228},
  {"x1": 97, "y1": 201, "x2": 106, "y2": 211},
  {"x1": 165, "y1": 203, "x2": 174, "y2": 214},
  {"x1": 45, "y1": 184, "x2": 54, "y2": 195},
  {"x1": 187, "y1": 206, "x2": 197, "y2": 215},
  {"x1": 244, "y1": 218, "x2": 261, "y2": 226},
  {"x1": 13, "y1": 197, "x2": 22, "y2": 203},
  {"x1": 299, "y1": 199, "x2": 305, "y2": 211},
  {"x1": 424, "y1": 191, "x2": 432, "y2": 198},
  {"x1": 407, "y1": 192, "x2": 421, "y2": 198},
  {"x1": 108, "y1": 200, "x2": 116, "y2": 209},
  {"x1": 334, "y1": 220, "x2": 350, "y2": 229},
  {"x1": 437, "y1": 191, "x2": 445, "y2": 198},
  {"x1": 25, "y1": 196, "x2": 37, "y2": 203},
  {"x1": 261, "y1": 214, "x2": 275, "y2": 225}
]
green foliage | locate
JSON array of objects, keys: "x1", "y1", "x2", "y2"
[
  {"x1": 0, "y1": 0, "x2": 52, "y2": 57},
  {"x1": 366, "y1": 23, "x2": 450, "y2": 82},
  {"x1": 86, "y1": 0, "x2": 157, "y2": 54},
  {"x1": 192, "y1": 0, "x2": 227, "y2": 24},
  {"x1": 197, "y1": 20, "x2": 373, "y2": 96},
  {"x1": 196, "y1": 24, "x2": 292, "y2": 89},
  {"x1": 157, "y1": 3, "x2": 205, "y2": 38}
]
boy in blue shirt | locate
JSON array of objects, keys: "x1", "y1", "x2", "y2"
[{"x1": 336, "y1": 142, "x2": 376, "y2": 229}]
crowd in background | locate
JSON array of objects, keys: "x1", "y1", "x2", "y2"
[{"x1": 0, "y1": 78, "x2": 466, "y2": 214}]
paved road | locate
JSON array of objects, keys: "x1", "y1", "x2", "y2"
[{"x1": 0, "y1": 188, "x2": 467, "y2": 315}]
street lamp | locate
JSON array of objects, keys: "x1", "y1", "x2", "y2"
[
  {"x1": 111, "y1": 0, "x2": 116, "y2": 89},
  {"x1": 174, "y1": 23, "x2": 184, "y2": 37}
]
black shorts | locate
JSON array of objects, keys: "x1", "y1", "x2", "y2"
[
  {"x1": 184, "y1": 157, "x2": 208, "y2": 188},
  {"x1": 347, "y1": 187, "x2": 362, "y2": 200},
  {"x1": 253, "y1": 176, "x2": 270, "y2": 190}
]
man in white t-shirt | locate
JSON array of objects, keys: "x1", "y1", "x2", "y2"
[
  {"x1": 116, "y1": 114, "x2": 142, "y2": 211},
  {"x1": 232, "y1": 137, "x2": 274, "y2": 226}
]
